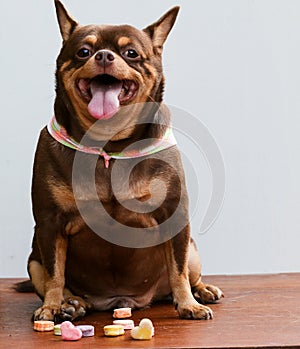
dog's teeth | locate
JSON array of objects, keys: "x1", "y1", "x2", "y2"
[{"x1": 119, "y1": 89, "x2": 125, "y2": 100}]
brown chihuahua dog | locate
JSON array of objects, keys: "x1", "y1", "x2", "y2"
[{"x1": 27, "y1": 0, "x2": 223, "y2": 322}]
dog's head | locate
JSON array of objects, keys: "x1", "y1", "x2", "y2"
[{"x1": 54, "y1": 0, "x2": 179, "y2": 141}]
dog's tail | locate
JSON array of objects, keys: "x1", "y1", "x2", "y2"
[{"x1": 14, "y1": 279, "x2": 35, "y2": 293}]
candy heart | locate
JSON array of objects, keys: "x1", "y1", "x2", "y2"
[
  {"x1": 103, "y1": 325, "x2": 125, "y2": 337},
  {"x1": 53, "y1": 324, "x2": 62, "y2": 336},
  {"x1": 60, "y1": 321, "x2": 82, "y2": 341},
  {"x1": 76, "y1": 325, "x2": 95, "y2": 337},
  {"x1": 131, "y1": 318, "x2": 154, "y2": 340},
  {"x1": 113, "y1": 319, "x2": 135, "y2": 330}
]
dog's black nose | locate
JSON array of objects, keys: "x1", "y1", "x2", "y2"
[{"x1": 95, "y1": 50, "x2": 115, "y2": 67}]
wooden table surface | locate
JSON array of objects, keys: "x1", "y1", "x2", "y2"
[{"x1": 1, "y1": 274, "x2": 300, "y2": 348}]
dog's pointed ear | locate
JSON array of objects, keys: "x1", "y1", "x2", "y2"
[
  {"x1": 54, "y1": 0, "x2": 79, "y2": 42},
  {"x1": 143, "y1": 6, "x2": 180, "y2": 53}
]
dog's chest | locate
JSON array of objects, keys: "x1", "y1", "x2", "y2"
[{"x1": 75, "y1": 157, "x2": 164, "y2": 206}]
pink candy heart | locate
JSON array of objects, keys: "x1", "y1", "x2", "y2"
[{"x1": 60, "y1": 321, "x2": 82, "y2": 341}]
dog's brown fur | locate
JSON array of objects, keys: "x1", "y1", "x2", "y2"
[{"x1": 27, "y1": 0, "x2": 223, "y2": 321}]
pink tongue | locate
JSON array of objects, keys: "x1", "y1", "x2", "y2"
[{"x1": 88, "y1": 80, "x2": 122, "y2": 120}]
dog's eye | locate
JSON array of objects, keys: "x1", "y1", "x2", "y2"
[
  {"x1": 124, "y1": 49, "x2": 139, "y2": 59},
  {"x1": 77, "y1": 48, "x2": 92, "y2": 59}
]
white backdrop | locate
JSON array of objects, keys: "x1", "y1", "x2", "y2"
[{"x1": 1, "y1": 0, "x2": 300, "y2": 277}]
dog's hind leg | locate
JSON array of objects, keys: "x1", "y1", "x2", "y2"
[
  {"x1": 188, "y1": 238, "x2": 224, "y2": 304},
  {"x1": 164, "y1": 226, "x2": 214, "y2": 319},
  {"x1": 28, "y1": 260, "x2": 45, "y2": 299}
]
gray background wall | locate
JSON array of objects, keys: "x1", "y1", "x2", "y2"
[{"x1": 1, "y1": 0, "x2": 300, "y2": 277}]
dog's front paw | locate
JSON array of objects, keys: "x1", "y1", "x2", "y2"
[
  {"x1": 193, "y1": 283, "x2": 224, "y2": 304},
  {"x1": 58, "y1": 297, "x2": 90, "y2": 321},
  {"x1": 176, "y1": 302, "x2": 213, "y2": 320},
  {"x1": 33, "y1": 305, "x2": 61, "y2": 321}
]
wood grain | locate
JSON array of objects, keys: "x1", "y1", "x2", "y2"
[{"x1": 1, "y1": 274, "x2": 300, "y2": 348}]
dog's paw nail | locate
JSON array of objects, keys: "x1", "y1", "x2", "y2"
[
  {"x1": 54, "y1": 314, "x2": 62, "y2": 323},
  {"x1": 60, "y1": 313, "x2": 73, "y2": 321},
  {"x1": 77, "y1": 306, "x2": 86, "y2": 317},
  {"x1": 69, "y1": 299, "x2": 79, "y2": 307},
  {"x1": 65, "y1": 306, "x2": 75, "y2": 315}
]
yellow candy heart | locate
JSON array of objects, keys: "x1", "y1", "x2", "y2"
[
  {"x1": 131, "y1": 318, "x2": 154, "y2": 340},
  {"x1": 103, "y1": 325, "x2": 125, "y2": 337}
]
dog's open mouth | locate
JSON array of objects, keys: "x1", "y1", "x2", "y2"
[{"x1": 77, "y1": 75, "x2": 138, "y2": 120}]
